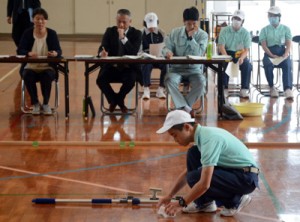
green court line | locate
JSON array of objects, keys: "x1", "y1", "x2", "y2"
[{"x1": 259, "y1": 172, "x2": 284, "y2": 215}]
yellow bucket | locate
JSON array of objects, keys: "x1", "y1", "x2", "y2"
[{"x1": 233, "y1": 103, "x2": 264, "y2": 117}]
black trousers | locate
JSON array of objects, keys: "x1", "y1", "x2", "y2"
[
  {"x1": 186, "y1": 145, "x2": 258, "y2": 208},
  {"x1": 96, "y1": 66, "x2": 136, "y2": 107},
  {"x1": 22, "y1": 69, "x2": 56, "y2": 105},
  {"x1": 12, "y1": 10, "x2": 33, "y2": 46}
]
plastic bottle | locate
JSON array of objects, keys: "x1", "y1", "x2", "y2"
[{"x1": 206, "y1": 39, "x2": 213, "y2": 60}]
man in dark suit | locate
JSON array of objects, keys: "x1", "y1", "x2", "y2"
[
  {"x1": 7, "y1": 0, "x2": 41, "y2": 46},
  {"x1": 96, "y1": 9, "x2": 142, "y2": 114}
]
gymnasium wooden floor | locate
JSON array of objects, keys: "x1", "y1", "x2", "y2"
[{"x1": 0, "y1": 38, "x2": 300, "y2": 222}]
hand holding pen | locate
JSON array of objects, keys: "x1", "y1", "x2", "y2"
[{"x1": 100, "y1": 47, "x2": 108, "y2": 57}]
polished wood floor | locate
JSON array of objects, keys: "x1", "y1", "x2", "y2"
[{"x1": 0, "y1": 39, "x2": 300, "y2": 222}]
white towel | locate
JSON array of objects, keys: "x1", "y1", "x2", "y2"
[{"x1": 157, "y1": 205, "x2": 176, "y2": 218}]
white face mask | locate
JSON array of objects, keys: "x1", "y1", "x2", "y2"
[{"x1": 232, "y1": 19, "x2": 242, "y2": 29}]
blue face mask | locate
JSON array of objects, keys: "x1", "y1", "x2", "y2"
[{"x1": 269, "y1": 17, "x2": 280, "y2": 25}]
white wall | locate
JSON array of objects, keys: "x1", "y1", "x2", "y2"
[
  {"x1": 0, "y1": 0, "x2": 199, "y2": 35},
  {"x1": 0, "y1": 0, "x2": 74, "y2": 34},
  {"x1": 0, "y1": 0, "x2": 12, "y2": 33}
]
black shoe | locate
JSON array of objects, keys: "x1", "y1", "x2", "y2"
[
  {"x1": 109, "y1": 103, "x2": 117, "y2": 113},
  {"x1": 120, "y1": 105, "x2": 128, "y2": 114}
]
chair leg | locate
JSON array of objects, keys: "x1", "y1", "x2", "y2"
[
  {"x1": 21, "y1": 79, "x2": 32, "y2": 114},
  {"x1": 21, "y1": 79, "x2": 59, "y2": 114},
  {"x1": 101, "y1": 82, "x2": 139, "y2": 115}
]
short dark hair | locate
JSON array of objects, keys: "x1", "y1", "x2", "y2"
[
  {"x1": 32, "y1": 8, "x2": 48, "y2": 20},
  {"x1": 117, "y1": 9, "x2": 131, "y2": 17},
  {"x1": 171, "y1": 122, "x2": 195, "y2": 131},
  {"x1": 183, "y1": 7, "x2": 199, "y2": 21}
]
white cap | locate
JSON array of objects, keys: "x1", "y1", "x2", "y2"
[
  {"x1": 144, "y1": 12, "x2": 158, "y2": 28},
  {"x1": 156, "y1": 110, "x2": 195, "y2": 134},
  {"x1": 232, "y1": 10, "x2": 245, "y2": 20},
  {"x1": 268, "y1": 6, "x2": 281, "y2": 15}
]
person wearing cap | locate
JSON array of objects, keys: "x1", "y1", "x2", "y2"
[
  {"x1": 259, "y1": 6, "x2": 293, "y2": 99},
  {"x1": 140, "y1": 12, "x2": 167, "y2": 100},
  {"x1": 162, "y1": 7, "x2": 208, "y2": 117},
  {"x1": 96, "y1": 9, "x2": 142, "y2": 114},
  {"x1": 156, "y1": 110, "x2": 259, "y2": 217},
  {"x1": 218, "y1": 10, "x2": 252, "y2": 98}
]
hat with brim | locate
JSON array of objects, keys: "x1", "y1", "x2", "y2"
[
  {"x1": 232, "y1": 10, "x2": 245, "y2": 20},
  {"x1": 268, "y1": 6, "x2": 281, "y2": 15},
  {"x1": 156, "y1": 110, "x2": 195, "y2": 134},
  {"x1": 144, "y1": 12, "x2": 158, "y2": 28}
]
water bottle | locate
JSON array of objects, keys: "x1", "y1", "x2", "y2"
[{"x1": 206, "y1": 40, "x2": 213, "y2": 60}]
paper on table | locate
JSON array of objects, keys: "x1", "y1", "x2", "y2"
[
  {"x1": 212, "y1": 55, "x2": 232, "y2": 60},
  {"x1": 226, "y1": 61, "x2": 240, "y2": 78},
  {"x1": 100, "y1": 56, "x2": 123, "y2": 59},
  {"x1": 187, "y1": 55, "x2": 206, "y2": 60},
  {"x1": 74, "y1": 55, "x2": 94, "y2": 58},
  {"x1": 171, "y1": 56, "x2": 188, "y2": 60},
  {"x1": 122, "y1": 55, "x2": 141, "y2": 59},
  {"x1": 0, "y1": 55, "x2": 10, "y2": 58},
  {"x1": 269, "y1": 57, "x2": 286, "y2": 66},
  {"x1": 149, "y1": 42, "x2": 164, "y2": 57}
]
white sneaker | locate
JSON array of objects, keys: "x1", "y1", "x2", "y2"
[
  {"x1": 182, "y1": 201, "x2": 217, "y2": 214},
  {"x1": 224, "y1": 89, "x2": 229, "y2": 98},
  {"x1": 284, "y1": 89, "x2": 293, "y2": 99},
  {"x1": 156, "y1": 87, "x2": 166, "y2": 99},
  {"x1": 32, "y1": 103, "x2": 40, "y2": 115},
  {"x1": 220, "y1": 195, "x2": 252, "y2": 217},
  {"x1": 270, "y1": 87, "x2": 279, "y2": 98},
  {"x1": 142, "y1": 87, "x2": 150, "y2": 100},
  {"x1": 239, "y1": 89, "x2": 249, "y2": 98},
  {"x1": 42, "y1": 104, "x2": 52, "y2": 115}
]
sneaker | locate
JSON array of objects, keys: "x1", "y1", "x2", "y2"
[
  {"x1": 182, "y1": 201, "x2": 217, "y2": 213},
  {"x1": 224, "y1": 89, "x2": 229, "y2": 98},
  {"x1": 270, "y1": 87, "x2": 279, "y2": 98},
  {"x1": 42, "y1": 104, "x2": 52, "y2": 115},
  {"x1": 32, "y1": 103, "x2": 40, "y2": 115},
  {"x1": 284, "y1": 89, "x2": 293, "y2": 99},
  {"x1": 142, "y1": 87, "x2": 150, "y2": 100},
  {"x1": 239, "y1": 89, "x2": 249, "y2": 98},
  {"x1": 220, "y1": 195, "x2": 252, "y2": 217},
  {"x1": 156, "y1": 87, "x2": 166, "y2": 99}
]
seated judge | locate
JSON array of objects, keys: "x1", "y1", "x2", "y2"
[
  {"x1": 96, "y1": 9, "x2": 142, "y2": 114},
  {"x1": 17, "y1": 8, "x2": 62, "y2": 115}
]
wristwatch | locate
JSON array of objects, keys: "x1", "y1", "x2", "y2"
[{"x1": 178, "y1": 197, "x2": 187, "y2": 207}]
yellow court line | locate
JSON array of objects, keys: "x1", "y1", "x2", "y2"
[
  {"x1": 0, "y1": 65, "x2": 20, "y2": 82},
  {"x1": 0, "y1": 165, "x2": 143, "y2": 195}
]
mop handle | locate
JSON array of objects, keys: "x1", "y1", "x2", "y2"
[{"x1": 32, "y1": 198, "x2": 162, "y2": 205}]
